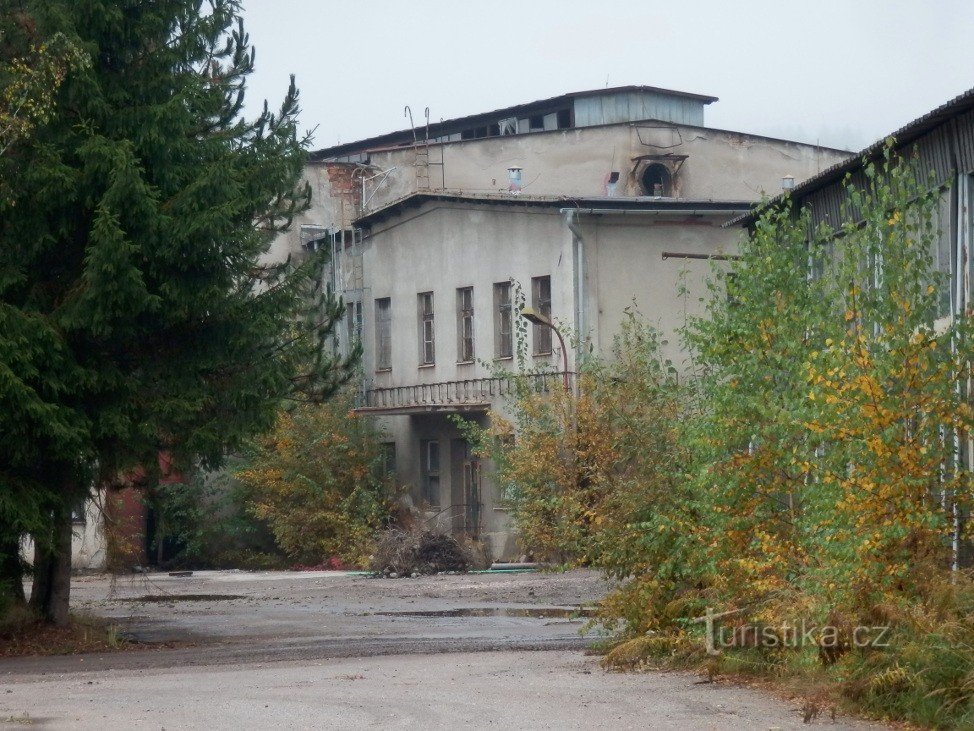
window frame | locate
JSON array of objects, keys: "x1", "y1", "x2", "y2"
[
  {"x1": 531, "y1": 275, "x2": 552, "y2": 355},
  {"x1": 493, "y1": 281, "x2": 513, "y2": 359},
  {"x1": 420, "y1": 439, "x2": 441, "y2": 506},
  {"x1": 418, "y1": 291, "x2": 435, "y2": 366},
  {"x1": 456, "y1": 286, "x2": 475, "y2": 363},
  {"x1": 374, "y1": 297, "x2": 392, "y2": 371}
]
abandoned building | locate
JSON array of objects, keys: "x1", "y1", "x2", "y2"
[{"x1": 272, "y1": 85, "x2": 849, "y2": 559}]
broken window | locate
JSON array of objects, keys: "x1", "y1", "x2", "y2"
[
  {"x1": 642, "y1": 163, "x2": 672, "y2": 197},
  {"x1": 375, "y1": 297, "x2": 392, "y2": 371},
  {"x1": 418, "y1": 291, "x2": 435, "y2": 365},
  {"x1": 494, "y1": 281, "x2": 513, "y2": 358},
  {"x1": 531, "y1": 275, "x2": 552, "y2": 355},
  {"x1": 499, "y1": 117, "x2": 517, "y2": 135},
  {"x1": 456, "y1": 286, "x2": 474, "y2": 363},
  {"x1": 420, "y1": 440, "x2": 440, "y2": 506},
  {"x1": 528, "y1": 114, "x2": 545, "y2": 131},
  {"x1": 557, "y1": 108, "x2": 572, "y2": 129}
]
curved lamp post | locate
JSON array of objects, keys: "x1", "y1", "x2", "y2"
[{"x1": 520, "y1": 307, "x2": 570, "y2": 391}]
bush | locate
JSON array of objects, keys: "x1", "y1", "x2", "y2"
[
  {"x1": 480, "y1": 149, "x2": 974, "y2": 728},
  {"x1": 235, "y1": 391, "x2": 391, "y2": 568}
]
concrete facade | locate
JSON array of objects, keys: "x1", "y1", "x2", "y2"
[{"x1": 272, "y1": 86, "x2": 850, "y2": 559}]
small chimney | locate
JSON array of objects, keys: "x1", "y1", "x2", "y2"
[
  {"x1": 781, "y1": 175, "x2": 795, "y2": 192},
  {"x1": 507, "y1": 166, "x2": 523, "y2": 194}
]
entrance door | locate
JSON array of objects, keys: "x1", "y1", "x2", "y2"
[{"x1": 451, "y1": 439, "x2": 481, "y2": 537}]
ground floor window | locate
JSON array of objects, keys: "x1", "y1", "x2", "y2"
[{"x1": 420, "y1": 439, "x2": 440, "y2": 506}]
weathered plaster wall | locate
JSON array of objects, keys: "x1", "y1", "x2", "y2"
[
  {"x1": 360, "y1": 124, "x2": 849, "y2": 212},
  {"x1": 360, "y1": 204, "x2": 570, "y2": 388},
  {"x1": 578, "y1": 215, "x2": 741, "y2": 370}
]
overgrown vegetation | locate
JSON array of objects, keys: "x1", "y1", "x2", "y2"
[
  {"x1": 472, "y1": 149, "x2": 974, "y2": 728},
  {"x1": 234, "y1": 392, "x2": 392, "y2": 568}
]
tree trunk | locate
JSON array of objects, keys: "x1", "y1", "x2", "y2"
[
  {"x1": 29, "y1": 510, "x2": 72, "y2": 626},
  {"x1": 0, "y1": 531, "x2": 26, "y2": 609}
]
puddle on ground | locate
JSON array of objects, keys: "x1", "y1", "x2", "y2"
[
  {"x1": 116, "y1": 594, "x2": 245, "y2": 603},
  {"x1": 374, "y1": 606, "x2": 594, "y2": 619}
]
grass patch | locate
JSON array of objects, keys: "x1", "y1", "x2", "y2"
[{"x1": 0, "y1": 608, "x2": 131, "y2": 657}]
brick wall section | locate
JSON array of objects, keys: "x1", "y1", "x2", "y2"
[{"x1": 326, "y1": 163, "x2": 363, "y2": 227}]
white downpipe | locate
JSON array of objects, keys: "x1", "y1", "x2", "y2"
[{"x1": 563, "y1": 209, "x2": 585, "y2": 365}]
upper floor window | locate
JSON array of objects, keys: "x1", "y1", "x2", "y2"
[
  {"x1": 375, "y1": 297, "x2": 392, "y2": 371},
  {"x1": 494, "y1": 281, "x2": 513, "y2": 359},
  {"x1": 531, "y1": 275, "x2": 552, "y2": 355},
  {"x1": 418, "y1": 292, "x2": 435, "y2": 365},
  {"x1": 456, "y1": 287, "x2": 474, "y2": 363}
]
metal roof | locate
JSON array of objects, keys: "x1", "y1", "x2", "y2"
[
  {"x1": 355, "y1": 191, "x2": 751, "y2": 227},
  {"x1": 311, "y1": 85, "x2": 718, "y2": 161},
  {"x1": 728, "y1": 86, "x2": 974, "y2": 227}
]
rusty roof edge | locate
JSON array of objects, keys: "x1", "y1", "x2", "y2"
[{"x1": 726, "y1": 86, "x2": 974, "y2": 228}]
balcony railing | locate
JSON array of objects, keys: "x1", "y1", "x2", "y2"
[{"x1": 358, "y1": 372, "x2": 574, "y2": 411}]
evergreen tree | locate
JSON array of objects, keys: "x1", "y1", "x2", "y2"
[{"x1": 0, "y1": 0, "x2": 354, "y2": 622}]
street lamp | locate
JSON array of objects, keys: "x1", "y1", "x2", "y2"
[{"x1": 520, "y1": 307, "x2": 570, "y2": 391}]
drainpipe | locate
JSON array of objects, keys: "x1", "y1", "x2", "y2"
[{"x1": 563, "y1": 209, "x2": 585, "y2": 363}]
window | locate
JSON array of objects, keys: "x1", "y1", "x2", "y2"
[
  {"x1": 378, "y1": 442, "x2": 396, "y2": 479},
  {"x1": 531, "y1": 275, "x2": 552, "y2": 355},
  {"x1": 420, "y1": 440, "x2": 440, "y2": 506},
  {"x1": 375, "y1": 297, "x2": 392, "y2": 371},
  {"x1": 346, "y1": 300, "x2": 362, "y2": 347},
  {"x1": 456, "y1": 287, "x2": 474, "y2": 362},
  {"x1": 71, "y1": 501, "x2": 86, "y2": 525},
  {"x1": 641, "y1": 163, "x2": 671, "y2": 197},
  {"x1": 528, "y1": 114, "x2": 544, "y2": 131},
  {"x1": 494, "y1": 281, "x2": 513, "y2": 358},
  {"x1": 556, "y1": 108, "x2": 572, "y2": 129},
  {"x1": 418, "y1": 291, "x2": 435, "y2": 365}
]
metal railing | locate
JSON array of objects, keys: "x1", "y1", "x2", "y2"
[{"x1": 358, "y1": 371, "x2": 575, "y2": 410}]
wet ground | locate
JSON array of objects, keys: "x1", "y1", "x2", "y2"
[{"x1": 0, "y1": 570, "x2": 889, "y2": 729}]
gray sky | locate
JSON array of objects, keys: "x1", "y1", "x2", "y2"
[{"x1": 241, "y1": 0, "x2": 974, "y2": 153}]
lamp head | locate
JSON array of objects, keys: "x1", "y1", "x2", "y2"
[{"x1": 520, "y1": 307, "x2": 551, "y2": 327}]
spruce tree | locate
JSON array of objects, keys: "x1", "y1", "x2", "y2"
[{"x1": 0, "y1": 0, "x2": 353, "y2": 622}]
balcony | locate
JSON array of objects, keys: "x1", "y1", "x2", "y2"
[{"x1": 355, "y1": 372, "x2": 574, "y2": 415}]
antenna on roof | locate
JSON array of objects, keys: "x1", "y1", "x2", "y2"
[{"x1": 605, "y1": 74, "x2": 610, "y2": 88}]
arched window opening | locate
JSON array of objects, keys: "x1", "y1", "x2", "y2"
[{"x1": 641, "y1": 164, "x2": 671, "y2": 197}]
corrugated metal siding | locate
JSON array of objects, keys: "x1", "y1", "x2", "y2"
[
  {"x1": 573, "y1": 92, "x2": 705, "y2": 128},
  {"x1": 954, "y1": 111, "x2": 974, "y2": 174},
  {"x1": 802, "y1": 113, "x2": 974, "y2": 233}
]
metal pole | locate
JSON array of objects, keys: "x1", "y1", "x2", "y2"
[{"x1": 551, "y1": 326, "x2": 569, "y2": 391}]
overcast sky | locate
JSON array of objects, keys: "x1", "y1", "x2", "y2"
[{"x1": 240, "y1": 0, "x2": 974, "y2": 153}]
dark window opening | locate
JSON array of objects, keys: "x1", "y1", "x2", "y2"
[
  {"x1": 420, "y1": 440, "x2": 440, "y2": 506},
  {"x1": 531, "y1": 275, "x2": 552, "y2": 355},
  {"x1": 641, "y1": 164, "x2": 671, "y2": 197},
  {"x1": 487, "y1": 123, "x2": 500, "y2": 137},
  {"x1": 556, "y1": 108, "x2": 572, "y2": 129},
  {"x1": 528, "y1": 115, "x2": 544, "y2": 131}
]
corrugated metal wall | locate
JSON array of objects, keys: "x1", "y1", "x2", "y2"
[
  {"x1": 803, "y1": 113, "x2": 974, "y2": 233},
  {"x1": 573, "y1": 91, "x2": 705, "y2": 128}
]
